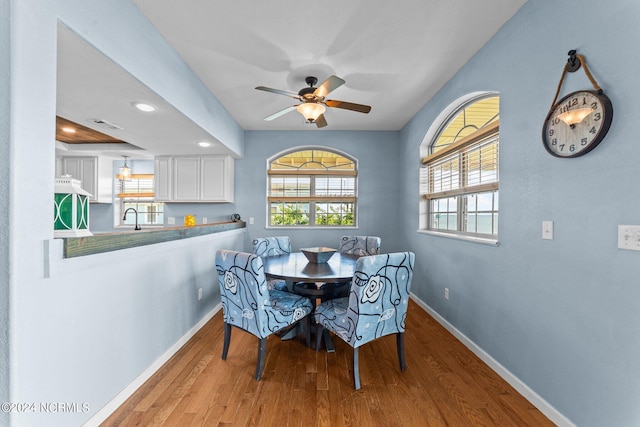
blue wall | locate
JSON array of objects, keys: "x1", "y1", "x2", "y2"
[
  {"x1": 399, "y1": 1, "x2": 640, "y2": 426},
  {"x1": 237, "y1": 131, "x2": 402, "y2": 252}
]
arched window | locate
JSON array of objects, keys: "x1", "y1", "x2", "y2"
[
  {"x1": 419, "y1": 93, "x2": 499, "y2": 241},
  {"x1": 267, "y1": 147, "x2": 357, "y2": 227}
]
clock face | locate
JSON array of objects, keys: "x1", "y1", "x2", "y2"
[{"x1": 542, "y1": 90, "x2": 613, "y2": 158}]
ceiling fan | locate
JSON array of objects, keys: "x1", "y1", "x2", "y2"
[{"x1": 255, "y1": 75, "x2": 371, "y2": 128}]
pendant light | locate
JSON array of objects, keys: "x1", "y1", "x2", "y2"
[{"x1": 119, "y1": 156, "x2": 132, "y2": 182}]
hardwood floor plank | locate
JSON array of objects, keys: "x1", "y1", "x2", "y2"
[{"x1": 102, "y1": 300, "x2": 554, "y2": 427}]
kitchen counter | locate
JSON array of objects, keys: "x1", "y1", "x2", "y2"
[{"x1": 62, "y1": 220, "x2": 246, "y2": 258}]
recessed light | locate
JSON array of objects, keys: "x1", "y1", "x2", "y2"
[
  {"x1": 197, "y1": 141, "x2": 212, "y2": 148},
  {"x1": 132, "y1": 102, "x2": 157, "y2": 112},
  {"x1": 61, "y1": 127, "x2": 76, "y2": 133}
]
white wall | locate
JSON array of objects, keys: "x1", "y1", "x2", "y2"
[
  {"x1": 399, "y1": 1, "x2": 640, "y2": 426},
  {"x1": 0, "y1": 0, "x2": 11, "y2": 425},
  {"x1": 6, "y1": 0, "x2": 245, "y2": 425}
]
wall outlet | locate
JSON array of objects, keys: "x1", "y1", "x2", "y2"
[
  {"x1": 249, "y1": 217, "x2": 254, "y2": 225},
  {"x1": 202, "y1": 217, "x2": 207, "y2": 224},
  {"x1": 167, "y1": 216, "x2": 175, "y2": 225},
  {"x1": 542, "y1": 221, "x2": 553, "y2": 240},
  {"x1": 444, "y1": 288, "x2": 450, "y2": 300},
  {"x1": 198, "y1": 288, "x2": 203, "y2": 300}
]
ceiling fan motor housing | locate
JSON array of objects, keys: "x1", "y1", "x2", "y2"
[{"x1": 299, "y1": 76, "x2": 318, "y2": 99}]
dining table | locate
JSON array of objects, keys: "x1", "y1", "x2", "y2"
[{"x1": 262, "y1": 251, "x2": 359, "y2": 352}]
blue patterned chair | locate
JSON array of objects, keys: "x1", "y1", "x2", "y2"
[
  {"x1": 252, "y1": 236, "x2": 291, "y2": 291},
  {"x1": 314, "y1": 252, "x2": 415, "y2": 390},
  {"x1": 330, "y1": 235, "x2": 382, "y2": 298},
  {"x1": 338, "y1": 235, "x2": 381, "y2": 257},
  {"x1": 215, "y1": 250, "x2": 314, "y2": 380}
]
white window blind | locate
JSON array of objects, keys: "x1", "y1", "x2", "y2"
[
  {"x1": 421, "y1": 124, "x2": 499, "y2": 200},
  {"x1": 118, "y1": 174, "x2": 154, "y2": 198}
]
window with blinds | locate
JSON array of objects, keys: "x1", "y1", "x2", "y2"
[
  {"x1": 267, "y1": 148, "x2": 357, "y2": 227},
  {"x1": 117, "y1": 174, "x2": 164, "y2": 226},
  {"x1": 420, "y1": 94, "x2": 499, "y2": 239}
]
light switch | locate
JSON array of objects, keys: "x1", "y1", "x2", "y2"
[
  {"x1": 618, "y1": 225, "x2": 640, "y2": 251},
  {"x1": 167, "y1": 216, "x2": 175, "y2": 225},
  {"x1": 542, "y1": 221, "x2": 553, "y2": 240}
]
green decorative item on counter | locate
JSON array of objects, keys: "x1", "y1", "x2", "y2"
[{"x1": 54, "y1": 176, "x2": 93, "y2": 237}]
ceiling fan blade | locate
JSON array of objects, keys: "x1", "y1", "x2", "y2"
[
  {"x1": 255, "y1": 86, "x2": 301, "y2": 99},
  {"x1": 264, "y1": 105, "x2": 297, "y2": 121},
  {"x1": 314, "y1": 75, "x2": 345, "y2": 98},
  {"x1": 315, "y1": 114, "x2": 328, "y2": 128},
  {"x1": 325, "y1": 99, "x2": 371, "y2": 114}
]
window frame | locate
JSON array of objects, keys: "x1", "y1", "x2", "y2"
[
  {"x1": 116, "y1": 173, "x2": 165, "y2": 228},
  {"x1": 266, "y1": 147, "x2": 358, "y2": 229},
  {"x1": 419, "y1": 93, "x2": 500, "y2": 245}
]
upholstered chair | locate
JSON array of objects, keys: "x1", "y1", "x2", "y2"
[
  {"x1": 314, "y1": 252, "x2": 415, "y2": 390},
  {"x1": 331, "y1": 235, "x2": 382, "y2": 298},
  {"x1": 252, "y1": 236, "x2": 291, "y2": 291},
  {"x1": 215, "y1": 250, "x2": 313, "y2": 380},
  {"x1": 338, "y1": 235, "x2": 381, "y2": 257},
  {"x1": 252, "y1": 236, "x2": 291, "y2": 257}
]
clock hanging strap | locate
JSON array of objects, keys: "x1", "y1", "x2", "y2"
[{"x1": 550, "y1": 53, "x2": 602, "y2": 109}]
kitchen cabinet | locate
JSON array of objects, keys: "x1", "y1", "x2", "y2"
[
  {"x1": 154, "y1": 156, "x2": 234, "y2": 202},
  {"x1": 58, "y1": 156, "x2": 113, "y2": 203}
]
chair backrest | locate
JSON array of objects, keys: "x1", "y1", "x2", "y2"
[
  {"x1": 343, "y1": 252, "x2": 414, "y2": 347},
  {"x1": 338, "y1": 236, "x2": 381, "y2": 257},
  {"x1": 252, "y1": 236, "x2": 291, "y2": 257},
  {"x1": 215, "y1": 250, "x2": 273, "y2": 339}
]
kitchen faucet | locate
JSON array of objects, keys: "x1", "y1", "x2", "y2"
[{"x1": 123, "y1": 207, "x2": 141, "y2": 230}]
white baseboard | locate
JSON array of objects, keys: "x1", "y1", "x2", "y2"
[
  {"x1": 83, "y1": 304, "x2": 221, "y2": 427},
  {"x1": 409, "y1": 293, "x2": 575, "y2": 427}
]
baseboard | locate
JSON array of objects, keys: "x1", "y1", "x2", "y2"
[
  {"x1": 83, "y1": 303, "x2": 222, "y2": 427},
  {"x1": 409, "y1": 293, "x2": 575, "y2": 427}
]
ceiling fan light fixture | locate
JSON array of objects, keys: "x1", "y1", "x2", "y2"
[{"x1": 296, "y1": 102, "x2": 325, "y2": 122}]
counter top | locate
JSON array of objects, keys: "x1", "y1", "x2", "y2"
[{"x1": 62, "y1": 220, "x2": 246, "y2": 258}]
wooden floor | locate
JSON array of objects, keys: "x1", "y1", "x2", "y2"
[{"x1": 102, "y1": 300, "x2": 554, "y2": 426}]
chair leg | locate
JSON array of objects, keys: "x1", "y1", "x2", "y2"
[
  {"x1": 315, "y1": 324, "x2": 324, "y2": 351},
  {"x1": 255, "y1": 337, "x2": 267, "y2": 380},
  {"x1": 222, "y1": 323, "x2": 232, "y2": 360},
  {"x1": 353, "y1": 347, "x2": 361, "y2": 390},
  {"x1": 396, "y1": 332, "x2": 406, "y2": 372}
]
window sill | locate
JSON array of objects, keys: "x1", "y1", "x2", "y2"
[
  {"x1": 417, "y1": 229, "x2": 499, "y2": 246},
  {"x1": 266, "y1": 225, "x2": 358, "y2": 230}
]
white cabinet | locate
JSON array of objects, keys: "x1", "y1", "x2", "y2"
[
  {"x1": 201, "y1": 157, "x2": 232, "y2": 201},
  {"x1": 58, "y1": 156, "x2": 113, "y2": 203},
  {"x1": 154, "y1": 156, "x2": 234, "y2": 202},
  {"x1": 154, "y1": 157, "x2": 172, "y2": 201}
]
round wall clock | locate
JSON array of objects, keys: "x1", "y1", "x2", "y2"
[
  {"x1": 542, "y1": 50, "x2": 613, "y2": 158},
  {"x1": 542, "y1": 89, "x2": 613, "y2": 158}
]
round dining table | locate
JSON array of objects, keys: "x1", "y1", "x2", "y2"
[
  {"x1": 262, "y1": 251, "x2": 359, "y2": 352},
  {"x1": 261, "y1": 251, "x2": 359, "y2": 285}
]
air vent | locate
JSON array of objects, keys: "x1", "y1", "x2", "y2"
[{"x1": 87, "y1": 118, "x2": 123, "y2": 131}]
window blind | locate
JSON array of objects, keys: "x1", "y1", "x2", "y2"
[
  {"x1": 117, "y1": 174, "x2": 155, "y2": 198},
  {"x1": 421, "y1": 128, "x2": 499, "y2": 200}
]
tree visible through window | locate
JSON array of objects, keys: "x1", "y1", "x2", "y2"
[
  {"x1": 268, "y1": 148, "x2": 357, "y2": 227},
  {"x1": 420, "y1": 94, "x2": 499, "y2": 239}
]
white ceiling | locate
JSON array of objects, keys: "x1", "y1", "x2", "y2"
[{"x1": 56, "y1": 0, "x2": 526, "y2": 157}]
